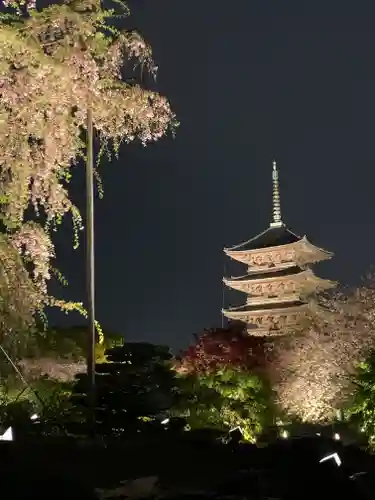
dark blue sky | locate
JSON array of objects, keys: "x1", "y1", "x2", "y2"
[{"x1": 54, "y1": 0, "x2": 375, "y2": 350}]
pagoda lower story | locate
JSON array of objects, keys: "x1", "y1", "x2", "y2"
[
  {"x1": 222, "y1": 162, "x2": 335, "y2": 337},
  {"x1": 223, "y1": 300, "x2": 310, "y2": 337}
]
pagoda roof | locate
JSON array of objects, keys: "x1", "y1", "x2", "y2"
[
  {"x1": 225, "y1": 299, "x2": 306, "y2": 313},
  {"x1": 228, "y1": 265, "x2": 304, "y2": 282},
  {"x1": 226, "y1": 224, "x2": 301, "y2": 252}
]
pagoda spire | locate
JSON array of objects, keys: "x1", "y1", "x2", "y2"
[{"x1": 270, "y1": 160, "x2": 283, "y2": 228}]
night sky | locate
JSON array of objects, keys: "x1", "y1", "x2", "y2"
[{"x1": 53, "y1": 0, "x2": 375, "y2": 350}]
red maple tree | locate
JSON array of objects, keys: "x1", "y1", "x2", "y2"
[{"x1": 177, "y1": 321, "x2": 271, "y2": 375}]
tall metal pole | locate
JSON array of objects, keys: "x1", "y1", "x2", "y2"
[{"x1": 86, "y1": 105, "x2": 96, "y2": 437}]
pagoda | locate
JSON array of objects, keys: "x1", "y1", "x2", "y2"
[{"x1": 222, "y1": 161, "x2": 335, "y2": 336}]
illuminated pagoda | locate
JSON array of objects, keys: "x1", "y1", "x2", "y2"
[{"x1": 222, "y1": 161, "x2": 335, "y2": 336}]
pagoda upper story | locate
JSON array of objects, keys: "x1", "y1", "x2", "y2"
[{"x1": 222, "y1": 161, "x2": 335, "y2": 337}]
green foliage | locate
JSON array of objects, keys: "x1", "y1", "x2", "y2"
[
  {"x1": 0, "y1": 232, "x2": 41, "y2": 345},
  {"x1": 0, "y1": 398, "x2": 34, "y2": 430},
  {"x1": 26, "y1": 325, "x2": 122, "y2": 361},
  {"x1": 14, "y1": 340, "x2": 273, "y2": 441},
  {"x1": 176, "y1": 368, "x2": 273, "y2": 442},
  {"x1": 0, "y1": 324, "x2": 122, "y2": 430},
  {"x1": 0, "y1": 374, "x2": 75, "y2": 437},
  {"x1": 345, "y1": 352, "x2": 375, "y2": 446},
  {"x1": 33, "y1": 377, "x2": 77, "y2": 435}
]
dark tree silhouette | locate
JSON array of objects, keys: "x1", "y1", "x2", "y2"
[{"x1": 71, "y1": 342, "x2": 179, "y2": 437}]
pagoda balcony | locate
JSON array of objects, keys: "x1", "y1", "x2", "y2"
[
  {"x1": 222, "y1": 300, "x2": 311, "y2": 337},
  {"x1": 223, "y1": 266, "x2": 335, "y2": 296},
  {"x1": 225, "y1": 235, "x2": 333, "y2": 268},
  {"x1": 245, "y1": 293, "x2": 302, "y2": 307}
]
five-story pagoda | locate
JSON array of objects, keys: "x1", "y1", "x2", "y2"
[{"x1": 222, "y1": 162, "x2": 335, "y2": 336}]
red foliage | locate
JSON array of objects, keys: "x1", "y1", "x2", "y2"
[{"x1": 178, "y1": 321, "x2": 270, "y2": 375}]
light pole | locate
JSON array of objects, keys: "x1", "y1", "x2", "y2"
[{"x1": 86, "y1": 105, "x2": 96, "y2": 437}]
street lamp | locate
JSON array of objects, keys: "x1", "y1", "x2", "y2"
[{"x1": 86, "y1": 105, "x2": 96, "y2": 437}]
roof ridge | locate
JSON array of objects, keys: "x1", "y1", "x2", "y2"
[
  {"x1": 226, "y1": 225, "x2": 279, "y2": 251},
  {"x1": 224, "y1": 299, "x2": 307, "y2": 313},
  {"x1": 225, "y1": 266, "x2": 306, "y2": 281},
  {"x1": 225, "y1": 224, "x2": 302, "y2": 252}
]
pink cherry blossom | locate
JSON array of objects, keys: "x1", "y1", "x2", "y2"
[{"x1": 0, "y1": 0, "x2": 177, "y2": 335}]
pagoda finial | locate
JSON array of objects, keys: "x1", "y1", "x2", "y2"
[{"x1": 270, "y1": 160, "x2": 283, "y2": 227}]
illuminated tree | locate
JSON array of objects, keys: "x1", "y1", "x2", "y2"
[
  {"x1": 345, "y1": 352, "x2": 375, "y2": 445},
  {"x1": 177, "y1": 322, "x2": 269, "y2": 375},
  {"x1": 176, "y1": 367, "x2": 272, "y2": 442},
  {"x1": 180, "y1": 276, "x2": 375, "y2": 425},
  {"x1": 0, "y1": 326, "x2": 122, "y2": 399},
  {"x1": 270, "y1": 276, "x2": 375, "y2": 423},
  {"x1": 176, "y1": 323, "x2": 273, "y2": 441},
  {"x1": 0, "y1": 326, "x2": 122, "y2": 425},
  {"x1": 0, "y1": 0, "x2": 177, "y2": 343}
]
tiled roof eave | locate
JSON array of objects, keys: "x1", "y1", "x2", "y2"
[
  {"x1": 224, "y1": 238, "x2": 301, "y2": 256},
  {"x1": 222, "y1": 302, "x2": 310, "y2": 317},
  {"x1": 225, "y1": 224, "x2": 301, "y2": 252},
  {"x1": 225, "y1": 236, "x2": 333, "y2": 261},
  {"x1": 224, "y1": 268, "x2": 308, "y2": 284}
]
